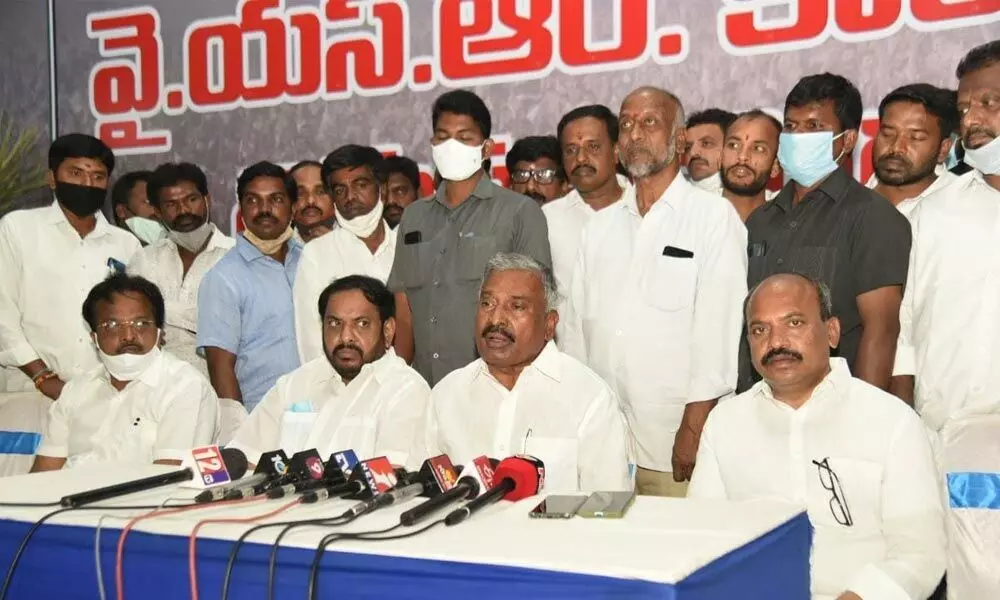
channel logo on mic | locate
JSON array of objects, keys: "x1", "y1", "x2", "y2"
[
  {"x1": 190, "y1": 445, "x2": 232, "y2": 486},
  {"x1": 360, "y1": 457, "x2": 397, "y2": 496}
]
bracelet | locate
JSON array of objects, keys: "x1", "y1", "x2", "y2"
[{"x1": 33, "y1": 370, "x2": 57, "y2": 389}]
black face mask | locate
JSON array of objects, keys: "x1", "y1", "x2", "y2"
[{"x1": 55, "y1": 181, "x2": 106, "y2": 217}]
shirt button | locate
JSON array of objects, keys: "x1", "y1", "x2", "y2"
[
  {"x1": 790, "y1": 221, "x2": 798, "y2": 228},
  {"x1": 433, "y1": 353, "x2": 440, "y2": 359},
  {"x1": 433, "y1": 280, "x2": 440, "y2": 287},
  {"x1": 615, "y1": 329, "x2": 623, "y2": 336},
  {"x1": 430, "y1": 317, "x2": 438, "y2": 324},
  {"x1": 439, "y1": 248, "x2": 447, "y2": 255},
  {"x1": 972, "y1": 385, "x2": 984, "y2": 394},
  {"x1": 777, "y1": 258, "x2": 785, "y2": 265}
]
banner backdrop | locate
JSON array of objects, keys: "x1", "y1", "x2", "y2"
[{"x1": 43, "y1": 0, "x2": 1000, "y2": 233}]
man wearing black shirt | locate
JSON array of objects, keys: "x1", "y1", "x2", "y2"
[{"x1": 739, "y1": 73, "x2": 911, "y2": 393}]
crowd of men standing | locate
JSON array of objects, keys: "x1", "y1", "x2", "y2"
[{"x1": 1, "y1": 37, "x2": 998, "y2": 600}]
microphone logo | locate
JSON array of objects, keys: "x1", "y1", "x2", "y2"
[
  {"x1": 360, "y1": 457, "x2": 398, "y2": 496},
  {"x1": 473, "y1": 457, "x2": 495, "y2": 490},
  {"x1": 333, "y1": 450, "x2": 360, "y2": 475},
  {"x1": 190, "y1": 445, "x2": 232, "y2": 486},
  {"x1": 305, "y1": 456, "x2": 324, "y2": 479},
  {"x1": 271, "y1": 454, "x2": 288, "y2": 475}
]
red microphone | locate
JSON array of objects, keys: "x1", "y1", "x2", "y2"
[{"x1": 444, "y1": 455, "x2": 544, "y2": 526}]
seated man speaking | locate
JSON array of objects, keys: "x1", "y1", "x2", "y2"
[
  {"x1": 420, "y1": 253, "x2": 632, "y2": 492},
  {"x1": 32, "y1": 274, "x2": 219, "y2": 471},
  {"x1": 229, "y1": 275, "x2": 429, "y2": 467},
  {"x1": 689, "y1": 273, "x2": 945, "y2": 600}
]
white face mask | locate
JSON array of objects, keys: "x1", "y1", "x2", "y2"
[
  {"x1": 94, "y1": 331, "x2": 162, "y2": 381},
  {"x1": 125, "y1": 217, "x2": 167, "y2": 245},
  {"x1": 692, "y1": 171, "x2": 723, "y2": 193},
  {"x1": 336, "y1": 198, "x2": 383, "y2": 239},
  {"x1": 432, "y1": 139, "x2": 484, "y2": 181},
  {"x1": 964, "y1": 135, "x2": 1000, "y2": 175},
  {"x1": 168, "y1": 221, "x2": 214, "y2": 252}
]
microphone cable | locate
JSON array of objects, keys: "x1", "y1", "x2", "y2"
[
  {"x1": 306, "y1": 519, "x2": 446, "y2": 600},
  {"x1": 187, "y1": 498, "x2": 302, "y2": 600},
  {"x1": 0, "y1": 500, "x2": 200, "y2": 600}
]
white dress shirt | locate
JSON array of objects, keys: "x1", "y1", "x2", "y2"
[
  {"x1": 229, "y1": 349, "x2": 428, "y2": 467},
  {"x1": 542, "y1": 175, "x2": 630, "y2": 342},
  {"x1": 689, "y1": 359, "x2": 946, "y2": 600},
  {"x1": 895, "y1": 171, "x2": 1000, "y2": 432},
  {"x1": 865, "y1": 171, "x2": 957, "y2": 219},
  {"x1": 293, "y1": 225, "x2": 397, "y2": 363},
  {"x1": 127, "y1": 226, "x2": 234, "y2": 377},
  {"x1": 0, "y1": 203, "x2": 140, "y2": 389},
  {"x1": 563, "y1": 174, "x2": 748, "y2": 471},
  {"x1": 36, "y1": 350, "x2": 219, "y2": 468},
  {"x1": 421, "y1": 341, "x2": 633, "y2": 492}
]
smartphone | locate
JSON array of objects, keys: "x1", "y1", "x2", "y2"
[
  {"x1": 577, "y1": 490, "x2": 637, "y2": 519},
  {"x1": 528, "y1": 494, "x2": 588, "y2": 519}
]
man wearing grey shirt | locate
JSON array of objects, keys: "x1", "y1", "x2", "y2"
[{"x1": 388, "y1": 90, "x2": 552, "y2": 385}]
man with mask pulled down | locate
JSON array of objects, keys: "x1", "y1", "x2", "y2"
[
  {"x1": 128, "y1": 163, "x2": 234, "y2": 377},
  {"x1": 741, "y1": 73, "x2": 911, "y2": 394},
  {"x1": 0, "y1": 134, "x2": 140, "y2": 397},
  {"x1": 31, "y1": 274, "x2": 219, "y2": 471},
  {"x1": 294, "y1": 145, "x2": 397, "y2": 363},
  {"x1": 198, "y1": 162, "x2": 302, "y2": 442}
]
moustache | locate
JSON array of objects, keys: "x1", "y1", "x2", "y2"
[
  {"x1": 253, "y1": 213, "x2": 277, "y2": 225},
  {"x1": 726, "y1": 164, "x2": 759, "y2": 178},
  {"x1": 384, "y1": 203, "x2": 404, "y2": 213},
  {"x1": 964, "y1": 126, "x2": 997, "y2": 147},
  {"x1": 481, "y1": 323, "x2": 515, "y2": 343},
  {"x1": 300, "y1": 206, "x2": 323, "y2": 216},
  {"x1": 762, "y1": 347, "x2": 803, "y2": 365},
  {"x1": 572, "y1": 164, "x2": 596, "y2": 176},
  {"x1": 688, "y1": 157, "x2": 709, "y2": 167},
  {"x1": 525, "y1": 191, "x2": 547, "y2": 203},
  {"x1": 330, "y1": 342, "x2": 364, "y2": 358},
  {"x1": 115, "y1": 343, "x2": 146, "y2": 355},
  {"x1": 876, "y1": 153, "x2": 913, "y2": 168}
]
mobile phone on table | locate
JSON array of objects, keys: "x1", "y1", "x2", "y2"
[
  {"x1": 577, "y1": 490, "x2": 636, "y2": 518},
  {"x1": 528, "y1": 494, "x2": 588, "y2": 519}
]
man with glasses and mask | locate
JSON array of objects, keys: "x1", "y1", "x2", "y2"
[
  {"x1": 127, "y1": 162, "x2": 234, "y2": 378},
  {"x1": 506, "y1": 136, "x2": 569, "y2": 205},
  {"x1": 0, "y1": 134, "x2": 139, "y2": 398},
  {"x1": 294, "y1": 145, "x2": 396, "y2": 363},
  {"x1": 288, "y1": 160, "x2": 337, "y2": 243},
  {"x1": 690, "y1": 273, "x2": 945, "y2": 600},
  {"x1": 31, "y1": 274, "x2": 218, "y2": 471},
  {"x1": 741, "y1": 73, "x2": 911, "y2": 394}
]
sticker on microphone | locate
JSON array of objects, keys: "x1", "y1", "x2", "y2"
[{"x1": 190, "y1": 445, "x2": 232, "y2": 486}]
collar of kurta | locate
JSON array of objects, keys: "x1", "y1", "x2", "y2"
[
  {"x1": 47, "y1": 200, "x2": 114, "y2": 239},
  {"x1": 432, "y1": 172, "x2": 495, "y2": 207},
  {"x1": 475, "y1": 340, "x2": 564, "y2": 387},
  {"x1": 622, "y1": 170, "x2": 689, "y2": 217},
  {"x1": 318, "y1": 347, "x2": 402, "y2": 389},
  {"x1": 755, "y1": 357, "x2": 852, "y2": 412}
]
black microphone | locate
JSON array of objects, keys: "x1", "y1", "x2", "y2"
[
  {"x1": 226, "y1": 449, "x2": 323, "y2": 500},
  {"x1": 444, "y1": 456, "x2": 544, "y2": 526},
  {"x1": 59, "y1": 447, "x2": 248, "y2": 508},
  {"x1": 195, "y1": 449, "x2": 290, "y2": 503},
  {"x1": 399, "y1": 455, "x2": 491, "y2": 526},
  {"x1": 301, "y1": 480, "x2": 364, "y2": 504},
  {"x1": 266, "y1": 461, "x2": 346, "y2": 499}
]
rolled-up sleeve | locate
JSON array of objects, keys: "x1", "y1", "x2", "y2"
[
  {"x1": 687, "y1": 210, "x2": 747, "y2": 403},
  {"x1": 0, "y1": 219, "x2": 38, "y2": 367},
  {"x1": 196, "y1": 268, "x2": 241, "y2": 354}
]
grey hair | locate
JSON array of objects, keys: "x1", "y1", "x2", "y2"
[
  {"x1": 744, "y1": 272, "x2": 834, "y2": 321},
  {"x1": 481, "y1": 252, "x2": 559, "y2": 311}
]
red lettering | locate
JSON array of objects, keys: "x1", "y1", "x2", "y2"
[
  {"x1": 286, "y1": 11, "x2": 323, "y2": 97},
  {"x1": 438, "y1": 0, "x2": 553, "y2": 82},
  {"x1": 722, "y1": 0, "x2": 827, "y2": 50},
  {"x1": 239, "y1": 0, "x2": 289, "y2": 102},
  {"x1": 187, "y1": 21, "x2": 244, "y2": 106},
  {"x1": 325, "y1": 1, "x2": 407, "y2": 94},
  {"x1": 559, "y1": 0, "x2": 648, "y2": 68},
  {"x1": 835, "y1": 0, "x2": 902, "y2": 34},
  {"x1": 97, "y1": 120, "x2": 170, "y2": 153},
  {"x1": 911, "y1": 0, "x2": 1000, "y2": 23},
  {"x1": 88, "y1": 9, "x2": 162, "y2": 116}
]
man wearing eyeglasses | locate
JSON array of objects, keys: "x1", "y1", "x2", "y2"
[
  {"x1": 31, "y1": 274, "x2": 219, "y2": 472},
  {"x1": 505, "y1": 135, "x2": 569, "y2": 205},
  {"x1": 689, "y1": 273, "x2": 945, "y2": 600}
]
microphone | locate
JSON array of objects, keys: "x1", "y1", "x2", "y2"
[
  {"x1": 376, "y1": 454, "x2": 457, "y2": 509},
  {"x1": 300, "y1": 480, "x2": 363, "y2": 504},
  {"x1": 329, "y1": 449, "x2": 360, "y2": 475},
  {"x1": 342, "y1": 457, "x2": 400, "y2": 517},
  {"x1": 225, "y1": 449, "x2": 322, "y2": 500},
  {"x1": 195, "y1": 449, "x2": 289, "y2": 503},
  {"x1": 444, "y1": 455, "x2": 544, "y2": 526},
  {"x1": 59, "y1": 446, "x2": 248, "y2": 508},
  {"x1": 399, "y1": 456, "x2": 493, "y2": 526},
  {"x1": 266, "y1": 460, "x2": 346, "y2": 499}
]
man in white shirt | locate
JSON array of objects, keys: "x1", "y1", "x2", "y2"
[
  {"x1": 690, "y1": 273, "x2": 945, "y2": 600},
  {"x1": 231, "y1": 275, "x2": 428, "y2": 467},
  {"x1": 288, "y1": 160, "x2": 337, "y2": 244},
  {"x1": 720, "y1": 109, "x2": 783, "y2": 222},
  {"x1": 0, "y1": 134, "x2": 140, "y2": 397},
  {"x1": 683, "y1": 108, "x2": 736, "y2": 193},
  {"x1": 422, "y1": 253, "x2": 632, "y2": 492},
  {"x1": 563, "y1": 87, "x2": 747, "y2": 497},
  {"x1": 543, "y1": 105, "x2": 629, "y2": 341},
  {"x1": 294, "y1": 145, "x2": 397, "y2": 363},
  {"x1": 891, "y1": 41, "x2": 1000, "y2": 435},
  {"x1": 867, "y1": 83, "x2": 959, "y2": 218},
  {"x1": 31, "y1": 274, "x2": 218, "y2": 471},
  {"x1": 128, "y1": 162, "x2": 234, "y2": 377}
]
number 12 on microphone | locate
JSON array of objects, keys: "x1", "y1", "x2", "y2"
[{"x1": 191, "y1": 445, "x2": 232, "y2": 486}]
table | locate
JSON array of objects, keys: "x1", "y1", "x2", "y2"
[{"x1": 0, "y1": 466, "x2": 811, "y2": 599}]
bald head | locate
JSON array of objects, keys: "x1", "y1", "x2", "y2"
[
  {"x1": 619, "y1": 87, "x2": 686, "y2": 179},
  {"x1": 746, "y1": 273, "x2": 840, "y2": 405}
]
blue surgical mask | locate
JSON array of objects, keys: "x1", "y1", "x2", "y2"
[
  {"x1": 778, "y1": 131, "x2": 847, "y2": 187},
  {"x1": 964, "y1": 135, "x2": 1000, "y2": 175}
]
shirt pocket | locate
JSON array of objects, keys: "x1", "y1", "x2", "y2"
[
  {"x1": 396, "y1": 239, "x2": 429, "y2": 290},
  {"x1": 524, "y1": 436, "x2": 579, "y2": 492},
  {"x1": 279, "y1": 412, "x2": 319, "y2": 455},
  {"x1": 644, "y1": 254, "x2": 697, "y2": 312},
  {"x1": 809, "y1": 457, "x2": 883, "y2": 532},
  {"x1": 334, "y1": 416, "x2": 378, "y2": 459},
  {"x1": 457, "y1": 234, "x2": 497, "y2": 281},
  {"x1": 790, "y1": 246, "x2": 838, "y2": 288}
]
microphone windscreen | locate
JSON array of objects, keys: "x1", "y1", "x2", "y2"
[
  {"x1": 221, "y1": 447, "x2": 249, "y2": 479},
  {"x1": 494, "y1": 456, "x2": 544, "y2": 501}
]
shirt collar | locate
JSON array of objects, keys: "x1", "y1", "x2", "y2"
[
  {"x1": 205, "y1": 225, "x2": 232, "y2": 252},
  {"x1": 474, "y1": 340, "x2": 563, "y2": 386},
  {"x1": 318, "y1": 347, "x2": 401, "y2": 388},
  {"x1": 773, "y1": 167, "x2": 852, "y2": 213},
  {"x1": 236, "y1": 233, "x2": 301, "y2": 262},
  {"x1": 47, "y1": 200, "x2": 114, "y2": 239},
  {"x1": 622, "y1": 171, "x2": 688, "y2": 217},
  {"x1": 866, "y1": 171, "x2": 956, "y2": 201},
  {"x1": 433, "y1": 173, "x2": 495, "y2": 207},
  {"x1": 755, "y1": 357, "x2": 852, "y2": 410}
]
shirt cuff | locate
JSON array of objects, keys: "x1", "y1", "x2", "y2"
[
  {"x1": 686, "y1": 380, "x2": 734, "y2": 404},
  {"x1": 893, "y1": 343, "x2": 916, "y2": 376},
  {"x1": 846, "y1": 564, "x2": 912, "y2": 600},
  {"x1": 196, "y1": 337, "x2": 239, "y2": 355},
  {"x1": 35, "y1": 444, "x2": 68, "y2": 459},
  {"x1": 154, "y1": 448, "x2": 187, "y2": 462},
  {"x1": 0, "y1": 342, "x2": 40, "y2": 369}
]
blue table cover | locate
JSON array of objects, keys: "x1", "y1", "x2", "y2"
[{"x1": 0, "y1": 511, "x2": 810, "y2": 599}]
